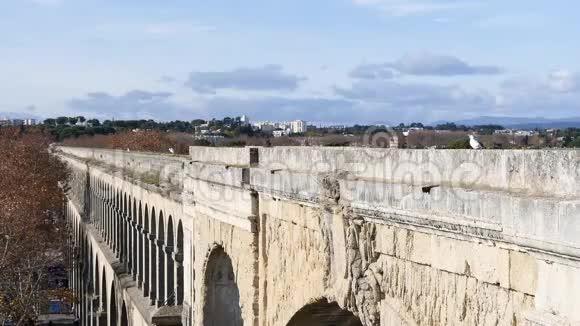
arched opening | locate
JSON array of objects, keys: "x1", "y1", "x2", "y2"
[
  {"x1": 106, "y1": 185, "x2": 111, "y2": 245},
  {"x1": 157, "y1": 212, "x2": 166, "y2": 306},
  {"x1": 110, "y1": 283, "x2": 118, "y2": 326},
  {"x1": 124, "y1": 195, "x2": 130, "y2": 272},
  {"x1": 143, "y1": 204, "x2": 150, "y2": 296},
  {"x1": 149, "y1": 208, "x2": 157, "y2": 304},
  {"x1": 116, "y1": 191, "x2": 122, "y2": 257},
  {"x1": 132, "y1": 199, "x2": 138, "y2": 280},
  {"x1": 94, "y1": 257, "x2": 100, "y2": 326},
  {"x1": 286, "y1": 299, "x2": 363, "y2": 326},
  {"x1": 85, "y1": 244, "x2": 93, "y2": 326},
  {"x1": 137, "y1": 202, "x2": 143, "y2": 287},
  {"x1": 166, "y1": 216, "x2": 175, "y2": 305},
  {"x1": 100, "y1": 270, "x2": 107, "y2": 326},
  {"x1": 87, "y1": 245, "x2": 93, "y2": 293},
  {"x1": 127, "y1": 196, "x2": 133, "y2": 275},
  {"x1": 203, "y1": 247, "x2": 242, "y2": 326},
  {"x1": 176, "y1": 221, "x2": 184, "y2": 305},
  {"x1": 121, "y1": 302, "x2": 129, "y2": 326}
]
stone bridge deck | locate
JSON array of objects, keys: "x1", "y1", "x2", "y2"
[{"x1": 57, "y1": 146, "x2": 580, "y2": 326}]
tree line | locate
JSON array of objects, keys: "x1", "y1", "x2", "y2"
[{"x1": 0, "y1": 127, "x2": 72, "y2": 324}]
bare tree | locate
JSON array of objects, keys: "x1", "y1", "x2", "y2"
[{"x1": 0, "y1": 127, "x2": 70, "y2": 325}]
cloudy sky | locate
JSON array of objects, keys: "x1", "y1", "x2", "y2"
[{"x1": 1, "y1": 0, "x2": 579, "y2": 124}]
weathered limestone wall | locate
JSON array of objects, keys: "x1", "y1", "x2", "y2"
[
  {"x1": 58, "y1": 146, "x2": 580, "y2": 326},
  {"x1": 60, "y1": 148, "x2": 195, "y2": 326},
  {"x1": 191, "y1": 214, "x2": 259, "y2": 326}
]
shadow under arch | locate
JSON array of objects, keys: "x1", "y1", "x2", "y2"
[
  {"x1": 203, "y1": 246, "x2": 242, "y2": 326},
  {"x1": 176, "y1": 220, "x2": 184, "y2": 305},
  {"x1": 121, "y1": 301, "x2": 129, "y2": 326},
  {"x1": 110, "y1": 282, "x2": 118, "y2": 326},
  {"x1": 100, "y1": 269, "x2": 107, "y2": 326},
  {"x1": 286, "y1": 298, "x2": 363, "y2": 326}
]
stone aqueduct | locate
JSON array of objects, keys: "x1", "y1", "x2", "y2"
[{"x1": 58, "y1": 146, "x2": 580, "y2": 326}]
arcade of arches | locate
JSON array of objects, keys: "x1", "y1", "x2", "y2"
[{"x1": 60, "y1": 146, "x2": 580, "y2": 326}]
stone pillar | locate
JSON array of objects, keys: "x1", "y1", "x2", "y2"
[
  {"x1": 174, "y1": 250, "x2": 184, "y2": 305},
  {"x1": 132, "y1": 221, "x2": 138, "y2": 281},
  {"x1": 157, "y1": 240, "x2": 166, "y2": 306},
  {"x1": 142, "y1": 228, "x2": 149, "y2": 294},
  {"x1": 97, "y1": 311, "x2": 107, "y2": 326},
  {"x1": 164, "y1": 245, "x2": 175, "y2": 305},
  {"x1": 90, "y1": 297, "x2": 96, "y2": 326},
  {"x1": 114, "y1": 207, "x2": 119, "y2": 257},
  {"x1": 122, "y1": 214, "x2": 127, "y2": 265},
  {"x1": 149, "y1": 233, "x2": 158, "y2": 305},
  {"x1": 108, "y1": 202, "x2": 112, "y2": 246},
  {"x1": 126, "y1": 216, "x2": 132, "y2": 273}
]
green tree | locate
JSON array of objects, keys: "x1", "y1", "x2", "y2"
[
  {"x1": 43, "y1": 118, "x2": 56, "y2": 126},
  {"x1": 87, "y1": 119, "x2": 101, "y2": 127},
  {"x1": 55, "y1": 116, "x2": 68, "y2": 125}
]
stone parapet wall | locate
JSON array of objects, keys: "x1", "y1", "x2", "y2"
[{"x1": 58, "y1": 146, "x2": 580, "y2": 325}]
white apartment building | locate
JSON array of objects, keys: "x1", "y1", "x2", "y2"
[{"x1": 290, "y1": 120, "x2": 307, "y2": 133}]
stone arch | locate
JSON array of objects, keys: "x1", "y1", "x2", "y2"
[
  {"x1": 166, "y1": 215, "x2": 175, "y2": 305},
  {"x1": 132, "y1": 198, "x2": 138, "y2": 280},
  {"x1": 122, "y1": 193, "x2": 128, "y2": 267},
  {"x1": 110, "y1": 282, "x2": 118, "y2": 326},
  {"x1": 176, "y1": 221, "x2": 184, "y2": 305},
  {"x1": 94, "y1": 256, "x2": 100, "y2": 297},
  {"x1": 149, "y1": 208, "x2": 158, "y2": 303},
  {"x1": 106, "y1": 184, "x2": 111, "y2": 245},
  {"x1": 87, "y1": 243, "x2": 94, "y2": 293},
  {"x1": 143, "y1": 204, "x2": 150, "y2": 296},
  {"x1": 203, "y1": 246, "x2": 242, "y2": 326},
  {"x1": 115, "y1": 189, "x2": 121, "y2": 256},
  {"x1": 101, "y1": 269, "x2": 107, "y2": 315},
  {"x1": 138, "y1": 202, "x2": 143, "y2": 287},
  {"x1": 84, "y1": 241, "x2": 93, "y2": 326},
  {"x1": 95, "y1": 267, "x2": 106, "y2": 326},
  {"x1": 286, "y1": 298, "x2": 363, "y2": 326},
  {"x1": 157, "y1": 212, "x2": 166, "y2": 306},
  {"x1": 123, "y1": 193, "x2": 127, "y2": 216},
  {"x1": 121, "y1": 301, "x2": 129, "y2": 326},
  {"x1": 93, "y1": 255, "x2": 100, "y2": 326},
  {"x1": 127, "y1": 195, "x2": 133, "y2": 275}
]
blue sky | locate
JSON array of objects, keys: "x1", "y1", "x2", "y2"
[{"x1": 1, "y1": 0, "x2": 579, "y2": 124}]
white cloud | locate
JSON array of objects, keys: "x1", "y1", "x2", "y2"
[
  {"x1": 352, "y1": 0, "x2": 480, "y2": 16},
  {"x1": 350, "y1": 53, "x2": 503, "y2": 78},
  {"x1": 494, "y1": 70, "x2": 580, "y2": 117},
  {"x1": 185, "y1": 65, "x2": 306, "y2": 94}
]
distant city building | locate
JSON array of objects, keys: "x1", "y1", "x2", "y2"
[
  {"x1": 24, "y1": 119, "x2": 37, "y2": 125},
  {"x1": 515, "y1": 130, "x2": 537, "y2": 137},
  {"x1": 290, "y1": 120, "x2": 307, "y2": 133},
  {"x1": 494, "y1": 129, "x2": 538, "y2": 137},
  {"x1": 253, "y1": 119, "x2": 308, "y2": 135},
  {"x1": 272, "y1": 130, "x2": 289, "y2": 137},
  {"x1": 239, "y1": 115, "x2": 250, "y2": 125},
  {"x1": 263, "y1": 125, "x2": 276, "y2": 133},
  {"x1": 0, "y1": 119, "x2": 10, "y2": 126},
  {"x1": 11, "y1": 119, "x2": 24, "y2": 126},
  {"x1": 194, "y1": 134, "x2": 225, "y2": 144},
  {"x1": 254, "y1": 122, "x2": 276, "y2": 133}
]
